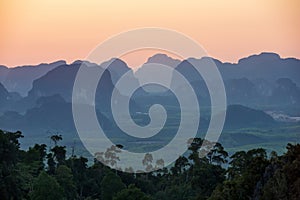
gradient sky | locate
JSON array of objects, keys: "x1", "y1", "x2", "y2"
[{"x1": 1, "y1": 0, "x2": 299, "y2": 68}]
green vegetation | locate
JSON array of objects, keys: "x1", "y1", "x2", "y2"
[{"x1": 0, "y1": 129, "x2": 299, "y2": 200}]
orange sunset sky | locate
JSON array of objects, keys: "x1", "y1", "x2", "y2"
[{"x1": 0, "y1": 0, "x2": 299, "y2": 68}]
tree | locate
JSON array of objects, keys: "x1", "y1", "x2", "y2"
[
  {"x1": 191, "y1": 162, "x2": 226, "y2": 199},
  {"x1": 260, "y1": 143, "x2": 300, "y2": 199},
  {"x1": 1, "y1": 128, "x2": 299, "y2": 200},
  {"x1": 171, "y1": 156, "x2": 190, "y2": 175},
  {"x1": 187, "y1": 138, "x2": 203, "y2": 166},
  {"x1": 95, "y1": 145, "x2": 122, "y2": 169},
  {"x1": 55, "y1": 165, "x2": 77, "y2": 200},
  {"x1": 66, "y1": 156, "x2": 88, "y2": 199},
  {"x1": 209, "y1": 148, "x2": 269, "y2": 199},
  {"x1": 0, "y1": 130, "x2": 25, "y2": 199},
  {"x1": 51, "y1": 145, "x2": 66, "y2": 165},
  {"x1": 160, "y1": 184, "x2": 195, "y2": 200},
  {"x1": 22, "y1": 144, "x2": 47, "y2": 174},
  {"x1": 50, "y1": 134, "x2": 62, "y2": 146},
  {"x1": 46, "y1": 137, "x2": 66, "y2": 174},
  {"x1": 46, "y1": 153, "x2": 56, "y2": 174},
  {"x1": 206, "y1": 142, "x2": 228, "y2": 165},
  {"x1": 100, "y1": 171, "x2": 126, "y2": 200},
  {"x1": 30, "y1": 171, "x2": 64, "y2": 200},
  {"x1": 113, "y1": 184, "x2": 151, "y2": 200},
  {"x1": 142, "y1": 153, "x2": 154, "y2": 172}
]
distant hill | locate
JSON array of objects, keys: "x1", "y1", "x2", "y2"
[
  {"x1": 0, "y1": 61, "x2": 66, "y2": 96},
  {"x1": 225, "y1": 53, "x2": 299, "y2": 85},
  {"x1": 0, "y1": 91, "x2": 279, "y2": 148},
  {"x1": 0, "y1": 94, "x2": 111, "y2": 139},
  {"x1": 145, "y1": 53, "x2": 181, "y2": 68},
  {"x1": 1, "y1": 52, "x2": 299, "y2": 115},
  {"x1": 170, "y1": 53, "x2": 300, "y2": 112},
  {"x1": 103, "y1": 58, "x2": 133, "y2": 85},
  {"x1": 104, "y1": 58, "x2": 139, "y2": 95},
  {"x1": 224, "y1": 104, "x2": 276, "y2": 129},
  {"x1": 0, "y1": 52, "x2": 299, "y2": 151},
  {"x1": 174, "y1": 52, "x2": 300, "y2": 85},
  {"x1": 14, "y1": 60, "x2": 117, "y2": 113},
  {"x1": 0, "y1": 82, "x2": 22, "y2": 114}
]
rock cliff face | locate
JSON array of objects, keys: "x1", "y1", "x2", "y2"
[{"x1": 0, "y1": 61, "x2": 66, "y2": 96}]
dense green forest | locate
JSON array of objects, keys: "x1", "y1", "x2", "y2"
[{"x1": 0, "y1": 129, "x2": 299, "y2": 200}]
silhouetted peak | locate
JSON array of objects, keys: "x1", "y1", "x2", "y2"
[
  {"x1": 101, "y1": 58, "x2": 129, "y2": 70},
  {"x1": 178, "y1": 59, "x2": 193, "y2": 67},
  {"x1": 71, "y1": 60, "x2": 98, "y2": 68},
  {"x1": 177, "y1": 56, "x2": 221, "y2": 69},
  {"x1": 0, "y1": 65, "x2": 8, "y2": 69},
  {"x1": 238, "y1": 52, "x2": 281, "y2": 65},
  {"x1": 46, "y1": 60, "x2": 66, "y2": 66},
  {"x1": 13, "y1": 60, "x2": 66, "y2": 69},
  {"x1": 200, "y1": 56, "x2": 223, "y2": 65},
  {"x1": 146, "y1": 53, "x2": 181, "y2": 68},
  {"x1": 71, "y1": 60, "x2": 85, "y2": 65}
]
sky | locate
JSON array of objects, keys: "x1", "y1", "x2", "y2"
[{"x1": 0, "y1": 0, "x2": 299, "y2": 68}]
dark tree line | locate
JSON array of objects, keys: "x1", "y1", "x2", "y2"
[{"x1": 0, "y1": 129, "x2": 299, "y2": 200}]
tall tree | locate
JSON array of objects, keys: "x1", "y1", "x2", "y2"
[
  {"x1": 30, "y1": 171, "x2": 64, "y2": 200},
  {"x1": 55, "y1": 165, "x2": 77, "y2": 200},
  {"x1": 113, "y1": 184, "x2": 151, "y2": 200},
  {"x1": 0, "y1": 130, "x2": 24, "y2": 199},
  {"x1": 100, "y1": 171, "x2": 126, "y2": 200}
]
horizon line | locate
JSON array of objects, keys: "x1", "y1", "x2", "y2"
[{"x1": 2, "y1": 51, "x2": 299, "y2": 69}]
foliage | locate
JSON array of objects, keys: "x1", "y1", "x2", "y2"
[
  {"x1": 100, "y1": 171, "x2": 126, "y2": 200},
  {"x1": 113, "y1": 184, "x2": 151, "y2": 200},
  {"x1": 30, "y1": 171, "x2": 64, "y2": 200},
  {"x1": 0, "y1": 129, "x2": 299, "y2": 200}
]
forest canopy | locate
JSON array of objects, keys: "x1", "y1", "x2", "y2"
[{"x1": 0, "y1": 129, "x2": 299, "y2": 200}]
